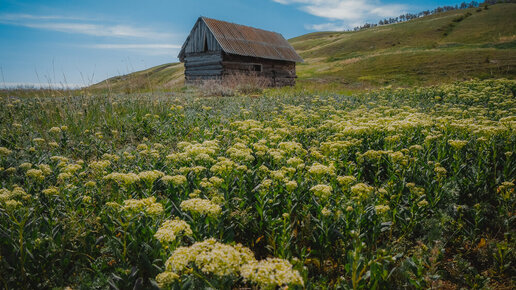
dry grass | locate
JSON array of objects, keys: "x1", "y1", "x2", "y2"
[{"x1": 191, "y1": 72, "x2": 271, "y2": 96}]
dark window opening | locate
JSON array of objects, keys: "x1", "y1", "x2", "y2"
[
  {"x1": 252, "y1": 64, "x2": 262, "y2": 72},
  {"x1": 203, "y1": 35, "x2": 208, "y2": 52}
]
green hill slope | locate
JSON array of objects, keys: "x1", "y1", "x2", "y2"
[
  {"x1": 90, "y1": 63, "x2": 184, "y2": 93},
  {"x1": 91, "y1": 3, "x2": 516, "y2": 90},
  {"x1": 291, "y1": 3, "x2": 516, "y2": 86}
]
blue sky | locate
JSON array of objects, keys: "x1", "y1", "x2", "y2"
[{"x1": 0, "y1": 0, "x2": 466, "y2": 87}]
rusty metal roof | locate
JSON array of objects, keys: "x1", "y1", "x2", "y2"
[{"x1": 181, "y1": 17, "x2": 303, "y2": 63}]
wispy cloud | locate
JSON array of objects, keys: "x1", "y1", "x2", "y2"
[
  {"x1": 305, "y1": 22, "x2": 349, "y2": 31},
  {"x1": 273, "y1": 0, "x2": 407, "y2": 31},
  {"x1": 87, "y1": 43, "x2": 181, "y2": 56},
  {"x1": 0, "y1": 13, "x2": 174, "y2": 39},
  {"x1": 91, "y1": 44, "x2": 181, "y2": 49}
]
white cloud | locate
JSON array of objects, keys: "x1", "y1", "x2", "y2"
[
  {"x1": 0, "y1": 13, "x2": 174, "y2": 39},
  {"x1": 306, "y1": 22, "x2": 349, "y2": 31},
  {"x1": 273, "y1": 0, "x2": 407, "y2": 31},
  {"x1": 0, "y1": 13, "x2": 86, "y2": 21}
]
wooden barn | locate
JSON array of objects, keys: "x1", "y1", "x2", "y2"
[{"x1": 178, "y1": 17, "x2": 303, "y2": 87}]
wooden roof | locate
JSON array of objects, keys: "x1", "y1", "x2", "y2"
[{"x1": 178, "y1": 17, "x2": 303, "y2": 63}]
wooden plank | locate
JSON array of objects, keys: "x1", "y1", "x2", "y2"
[
  {"x1": 186, "y1": 65, "x2": 223, "y2": 71},
  {"x1": 186, "y1": 69, "x2": 223, "y2": 76},
  {"x1": 185, "y1": 52, "x2": 222, "y2": 60},
  {"x1": 185, "y1": 61, "x2": 222, "y2": 67},
  {"x1": 186, "y1": 76, "x2": 220, "y2": 81}
]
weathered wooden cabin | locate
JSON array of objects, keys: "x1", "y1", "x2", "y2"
[{"x1": 178, "y1": 17, "x2": 303, "y2": 86}]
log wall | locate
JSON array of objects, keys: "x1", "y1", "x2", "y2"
[{"x1": 183, "y1": 52, "x2": 297, "y2": 86}]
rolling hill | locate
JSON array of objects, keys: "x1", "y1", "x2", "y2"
[{"x1": 90, "y1": 3, "x2": 516, "y2": 91}]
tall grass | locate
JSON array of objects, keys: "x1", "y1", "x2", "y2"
[{"x1": 0, "y1": 79, "x2": 515, "y2": 289}]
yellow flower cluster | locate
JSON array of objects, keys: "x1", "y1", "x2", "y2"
[
  {"x1": 38, "y1": 164, "x2": 52, "y2": 175},
  {"x1": 350, "y1": 183, "x2": 374, "y2": 199},
  {"x1": 154, "y1": 218, "x2": 193, "y2": 243},
  {"x1": 167, "y1": 140, "x2": 219, "y2": 163},
  {"x1": 308, "y1": 162, "x2": 335, "y2": 177},
  {"x1": 0, "y1": 147, "x2": 12, "y2": 156},
  {"x1": 89, "y1": 160, "x2": 111, "y2": 172},
  {"x1": 107, "y1": 196, "x2": 163, "y2": 216},
  {"x1": 42, "y1": 186, "x2": 59, "y2": 196},
  {"x1": 497, "y1": 181, "x2": 514, "y2": 200},
  {"x1": 159, "y1": 238, "x2": 304, "y2": 288},
  {"x1": 337, "y1": 175, "x2": 357, "y2": 186},
  {"x1": 161, "y1": 175, "x2": 187, "y2": 186},
  {"x1": 103, "y1": 172, "x2": 140, "y2": 186},
  {"x1": 0, "y1": 186, "x2": 30, "y2": 201},
  {"x1": 48, "y1": 126, "x2": 62, "y2": 134},
  {"x1": 61, "y1": 163, "x2": 82, "y2": 174},
  {"x1": 210, "y1": 157, "x2": 238, "y2": 176},
  {"x1": 180, "y1": 198, "x2": 222, "y2": 217},
  {"x1": 278, "y1": 141, "x2": 306, "y2": 155},
  {"x1": 26, "y1": 169, "x2": 45, "y2": 182},
  {"x1": 138, "y1": 170, "x2": 165, "y2": 185},
  {"x1": 19, "y1": 162, "x2": 32, "y2": 170},
  {"x1": 164, "y1": 238, "x2": 255, "y2": 277},
  {"x1": 285, "y1": 180, "x2": 298, "y2": 191},
  {"x1": 155, "y1": 271, "x2": 179, "y2": 288},
  {"x1": 310, "y1": 184, "x2": 333, "y2": 200},
  {"x1": 226, "y1": 142, "x2": 254, "y2": 162},
  {"x1": 0, "y1": 186, "x2": 30, "y2": 210},
  {"x1": 375, "y1": 204, "x2": 390, "y2": 214},
  {"x1": 240, "y1": 258, "x2": 304, "y2": 287},
  {"x1": 448, "y1": 139, "x2": 468, "y2": 150}
]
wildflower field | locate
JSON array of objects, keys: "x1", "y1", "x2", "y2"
[{"x1": 0, "y1": 79, "x2": 515, "y2": 289}]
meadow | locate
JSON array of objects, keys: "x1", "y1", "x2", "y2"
[{"x1": 0, "y1": 79, "x2": 515, "y2": 289}]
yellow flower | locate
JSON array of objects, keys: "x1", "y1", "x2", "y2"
[
  {"x1": 448, "y1": 139, "x2": 468, "y2": 150},
  {"x1": 375, "y1": 205, "x2": 390, "y2": 214},
  {"x1": 310, "y1": 184, "x2": 332, "y2": 200},
  {"x1": 85, "y1": 181, "x2": 96, "y2": 187},
  {"x1": 19, "y1": 162, "x2": 32, "y2": 170},
  {"x1": 113, "y1": 196, "x2": 164, "y2": 216},
  {"x1": 434, "y1": 166, "x2": 447, "y2": 179},
  {"x1": 104, "y1": 172, "x2": 140, "y2": 186},
  {"x1": 42, "y1": 186, "x2": 59, "y2": 196},
  {"x1": 162, "y1": 175, "x2": 187, "y2": 186},
  {"x1": 48, "y1": 127, "x2": 62, "y2": 134},
  {"x1": 154, "y1": 218, "x2": 193, "y2": 243},
  {"x1": 155, "y1": 271, "x2": 179, "y2": 288},
  {"x1": 26, "y1": 169, "x2": 45, "y2": 182},
  {"x1": 164, "y1": 238, "x2": 255, "y2": 277},
  {"x1": 337, "y1": 175, "x2": 357, "y2": 186},
  {"x1": 3, "y1": 199, "x2": 22, "y2": 211},
  {"x1": 138, "y1": 170, "x2": 165, "y2": 185},
  {"x1": 0, "y1": 147, "x2": 12, "y2": 156},
  {"x1": 38, "y1": 164, "x2": 52, "y2": 175},
  {"x1": 89, "y1": 160, "x2": 111, "y2": 172},
  {"x1": 308, "y1": 163, "x2": 335, "y2": 176},
  {"x1": 285, "y1": 180, "x2": 298, "y2": 192},
  {"x1": 180, "y1": 198, "x2": 222, "y2": 217},
  {"x1": 350, "y1": 183, "x2": 374, "y2": 199},
  {"x1": 241, "y1": 258, "x2": 304, "y2": 287}
]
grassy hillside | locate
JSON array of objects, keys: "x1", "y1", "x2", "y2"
[
  {"x1": 91, "y1": 3, "x2": 516, "y2": 91},
  {"x1": 89, "y1": 62, "x2": 184, "y2": 93},
  {"x1": 291, "y1": 3, "x2": 516, "y2": 86}
]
